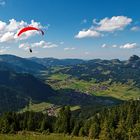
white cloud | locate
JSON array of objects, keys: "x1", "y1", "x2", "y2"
[
  {"x1": 131, "y1": 26, "x2": 140, "y2": 31},
  {"x1": 101, "y1": 43, "x2": 137, "y2": 49},
  {"x1": 0, "y1": 0, "x2": 5, "y2": 6},
  {"x1": 112, "y1": 44, "x2": 117, "y2": 48},
  {"x1": 43, "y1": 43, "x2": 58, "y2": 48},
  {"x1": 30, "y1": 20, "x2": 42, "y2": 28},
  {"x1": 32, "y1": 40, "x2": 47, "y2": 48},
  {"x1": 64, "y1": 47, "x2": 76, "y2": 51},
  {"x1": 19, "y1": 40, "x2": 58, "y2": 51},
  {"x1": 75, "y1": 29, "x2": 101, "y2": 38},
  {"x1": 0, "y1": 19, "x2": 46, "y2": 43},
  {"x1": 0, "y1": 32, "x2": 15, "y2": 42},
  {"x1": 6, "y1": 19, "x2": 27, "y2": 32},
  {"x1": 33, "y1": 41, "x2": 58, "y2": 48},
  {"x1": 96, "y1": 16, "x2": 132, "y2": 32},
  {"x1": 75, "y1": 16, "x2": 132, "y2": 39},
  {"x1": 93, "y1": 19, "x2": 98, "y2": 24},
  {"x1": 120, "y1": 43, "x2": 137, "y2": 49},
  {"x1": 0, "y1": 21, "x2": 6, "y2": 31},
  {"x1": 101, "y1": 44, "x2": 117, "y2": 48},
  {"x1": 19, "y1": 43, "x2": 30, "y2": 51},
  {"x1": 101, "y1": 44, "x2": 108, "y2": 48}
]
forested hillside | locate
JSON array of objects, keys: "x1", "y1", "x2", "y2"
[
  {"x1": 0, "y1": 100, "x2": 140, "y2": 140},
  {"x1": 46, "y1": 55, "x2": 140, "y2": 86},
  {"x1": 0, "y1": 55, "x2": 46, "y2": 74},
  {"x1": 0, "y1": 69, "x2": 55, "y2": 113}
]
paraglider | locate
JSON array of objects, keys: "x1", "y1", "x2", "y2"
[
  {"x1": 29, "y1": 48, "x2": 32, "y2": 53},
  {"x1": 17, "y1": 26, "x2": 44, "y2": 36},
  {"x1": 17, "y1": 26, "x2": 44, "y2": 53}
]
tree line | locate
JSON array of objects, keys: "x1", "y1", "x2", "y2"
[{"x1": 0, "y1": 101, "x2": 140, "y2": 140}]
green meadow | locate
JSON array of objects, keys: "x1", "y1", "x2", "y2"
[{"x1": 46, "y1": 73, "x2": 140, "y2": 100}]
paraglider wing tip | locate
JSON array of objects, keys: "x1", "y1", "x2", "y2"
[
  {"x1": 17, "y1": 32, "x2": 21, "y2": 36},
  {"x1": 40, "y1": 29, "x2": 44, "y2": 35}
]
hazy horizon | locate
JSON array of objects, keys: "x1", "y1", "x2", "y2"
[{"x1": 0, "y1": 53, "x2": 139, "y2": 61}]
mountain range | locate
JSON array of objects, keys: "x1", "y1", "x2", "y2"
[{"x1": 0, "y1": 54, "x2": 140, "y2": 114}]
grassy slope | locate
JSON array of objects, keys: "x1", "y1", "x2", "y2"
[
  {"x1": 0, "y1": 134, "x2": 84, "y2": 140},
  {"x1": 21, "y1": 102, "x2": 53, "y2": 112},
  {"x1": 94, "y1": 83, "x2": 140, "y2": 100},
  {"x1": 21, "y1": 102, "x2": 80, "y2": 113}
]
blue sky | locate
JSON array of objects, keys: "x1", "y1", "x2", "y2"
[{"x1": 0, "y1": 0, "x2": 140, "y2": 59}]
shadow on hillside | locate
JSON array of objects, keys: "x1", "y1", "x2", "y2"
[{"x1": 47, "y1": 88, "x2": 123, "y2": 107}]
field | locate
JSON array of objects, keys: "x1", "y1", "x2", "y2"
[
  {"x1": 45, "y1": 73, "x2": 140, "y2": 100},
  {"x1": 0, "y1": 134, "x2": 85, "y2": 140},
  {"x1": 21, "y1": 101, "x2": 81, "y2": 114}
]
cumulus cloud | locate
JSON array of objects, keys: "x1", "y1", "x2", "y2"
[
  {"x1": 64, "y1": 47, "x2": 76, "y2": 51},
  {"x1": 32, "y1": 41, "x2": 47, "y2": 48},
  {"x1": 120, "y1": 43, "x2": 137, "y2": 49},
  {"x1": 0, "y1": 19, "x2": 46, "y2": 43},
  {"x1": 6, "y1": 19, "x2": 27, "y2": 32},
  {"x1": 75, "y1": 29, "x2": 101, "y2": 38},
  {"x1": 75, "y1": 16, "x2": 132, "y2": 39},
  {"x1": 0, "y1": 32, "x2": 15, "y2": 42},
  {"x1": 19, "y1": 40, "x2": 58, "y2": 51},
  {"x1": 96, "y1": 16, "x2": 132, "y2": 32},
  {"x1": 32, "y1": 41, "x2": 58, "y2": 48}
]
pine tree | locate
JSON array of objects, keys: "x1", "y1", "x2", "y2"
[
  {"x1": 131, "y1": 122, "x2": 140, "y2": 140},
  {"x1": 40, "y1": 118, "x2": 47, "y2": 132},
  {"x1": 99, "y1": 121, "x2": 112, "y2": 140},
  {"x1": 79, "y1": 127, "x2": 85, "y2": 137},
  {"x1": 115, "y1": 120, "x2": 128, "y2": 140},
  {"x1": 89, "y1": 123, "x2": 100, "y2": 139},
  {"x1": 72, "y1": 123, "x2": 80, "y2": 136},
  {"x1": 55, "y1": 106, "x2": 71, "y2": 134},
  {"x1": 27, "y1": 112, "x2": 34, "y2": 131}
]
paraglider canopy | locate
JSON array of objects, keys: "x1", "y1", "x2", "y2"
[
  {"x1": 17, "y1": 26, "x2": 44, "y2": 53},
  {"x1": 17, "y1": 26, "x2": 44, "y2": 36}
]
